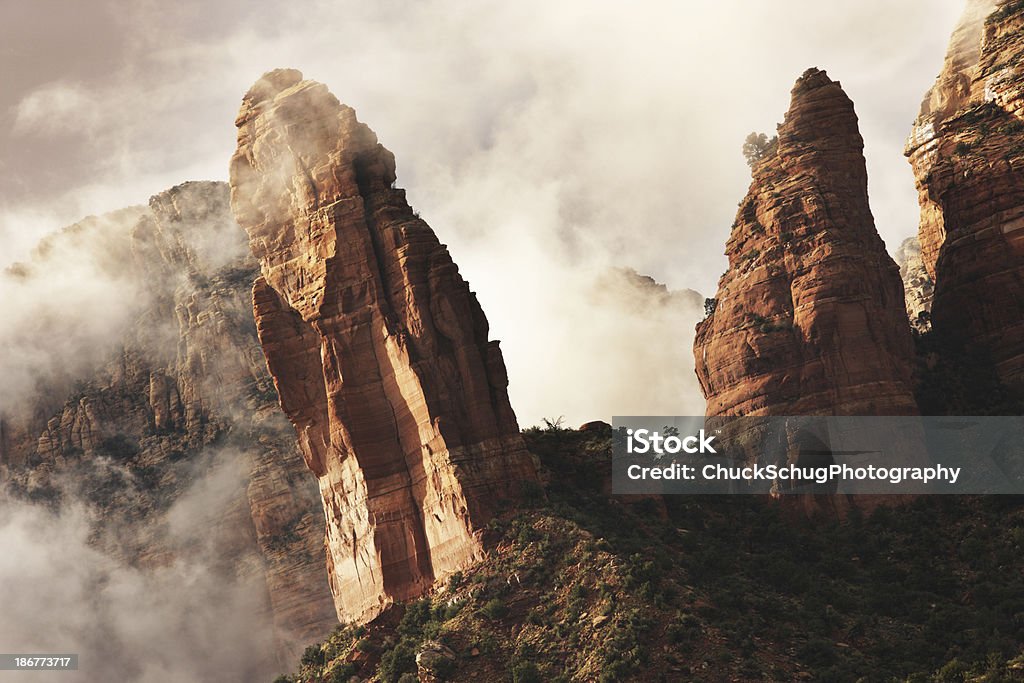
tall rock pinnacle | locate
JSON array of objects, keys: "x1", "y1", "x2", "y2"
[
  {"x1": 230, "y1": 69, "x2": 538, "y2": 622},
  {"x1": 694, "y1": 68, "x2": 918, "y2": 417},
  {"x1": 906, "y1": 0, "x2": 1024, "y2": 396}
]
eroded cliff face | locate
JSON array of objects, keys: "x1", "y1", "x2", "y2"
[
  {"x1": 906, "y1": 0, "x2": 997, "y2": 279},
  {"x1": 694, "y1": 69, "x2": 918, "y2": 417},
  {"x1": 230, "y1": 70, "x2": 538, "y2": 623},
  {"x1": 906, "y1": 0, "x2": 1024, "y2": 395},
  {"x1": 0, "y1": 182, "x2": 335, "y2": 667},
  {"x1": 895, "y1": 236, "x2": 934, "y2": 334}
]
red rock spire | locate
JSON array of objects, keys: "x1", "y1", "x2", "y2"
[
  {"x1": 694, "y1": 68, "x2": 918, "y2": 417},
  {"x1": 230, "y1": 69, "x2": 538, "y2": 623}
]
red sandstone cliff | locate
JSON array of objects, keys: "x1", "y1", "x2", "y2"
[
  {"x1": 229, "y1": 70, "x2": 538, "y2": 623},
  {"x1": 907, "y1": 0, "x2": 1024, "y2": 395},
  {"x1": 694, "y1": 68, "x2": 918, "y2": 418}
]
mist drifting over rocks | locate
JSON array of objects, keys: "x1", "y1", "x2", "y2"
[{"x1": 0, "y1": 182, "x2": 335, "y2": 678}]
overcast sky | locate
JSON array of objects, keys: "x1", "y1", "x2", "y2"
[{"x1": 0, "y1": 0, "x2": 966, "y2": 424}]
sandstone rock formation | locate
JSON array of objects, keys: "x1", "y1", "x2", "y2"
[
  {"x1": 230, "y1": 70, "x2": 538, "y2": 623},
  {"x1": 906, "y1": 0, "x2": 1024, "y2": 395},
  {"x1": 894, "y1": 236, "x2": 934, "y2": 333},
  {"x1": 906, "y1": 0, "x2": 997, "y2": 279},
  {"x1": 0, "y1": 182, "x2": 336, "y2": 667},
  {"x1": 694, "y1": 68, "x2": 918, "y2": 417}
]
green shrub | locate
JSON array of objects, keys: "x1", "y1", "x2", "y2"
[
  {"x1": 667, "y1": 612, "x2": 702, "y2": 643},
  {"x1": 798, "y1": 638, "x2": 837, "y2": 668},
  {"x1": 355, "y1": 637, "x2": 376, "y2": 653},
  {"x1": 300, "y1": 644, "x2": 323, "y2": 667},
  {"x1": 704, "y1": 298, "x2": 718, "y2": 318},
  {"x1": 431, "y1": 656, "x2": 457, "y2": 680},
  {"x1": 378, "y1": 641, "x2": 417, "y2": 683},
  {"x1": 934, "y1": 658, "x2": 968, "y2": 683},
  {"x1": 481, "y1": 598, "x2": 508, "y2": 620},
  {"x1": 511, "y1": 661, "x2": 543, "y2": 683},
  {"x1": 598, "y1": 660, "x2": 634, "y2": 682},
  {"x1": 398, "y1": 598, "x2": 432, "y2": 637},
  {"x1": 328, "y1": 662, "x2": 358, "y2": 682}
]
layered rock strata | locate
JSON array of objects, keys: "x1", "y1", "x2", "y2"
[
  {"x1": 230, "y1": 70, "x2": 538, "y2": 623},
  {"x1": 694, "y1": 68, "x2": 918, "y2": 417},
  {"x1": 906, "y1": 0, "x2": 997, "y2": 278},
  {"x1": 907, "y1": 0, "x2": 1024, "y2": 394},
  {"x1": 894, "y1": 236, "x2": 935, "y2": 333},
  {"x1": 0, "y1": 182, "x2": 336, "y2": 667}
]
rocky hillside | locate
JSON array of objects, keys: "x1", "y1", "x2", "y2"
[
  {"x1": 276, "y1": 425, "x2": 1024, "y2": 683},
  {"x1": 0, "y1": 181, "x2": 336, "y2": 667}
]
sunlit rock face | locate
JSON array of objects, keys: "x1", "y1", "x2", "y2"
[
  {"x1": 230, "y1": 70, "x2": 539, "y2": 623},
  {"x1": 906, "y1": 0, "x2": 1024, "y2": 395},
  {"x1": 906, "y1": 0, "x2": 997, "y2": 280},
  {"x1": 895, "y1": 236, "x2": 934, "y2": 334},
  {"x1": 694, "y1": 69, "x2": 918, "y2": 418}
]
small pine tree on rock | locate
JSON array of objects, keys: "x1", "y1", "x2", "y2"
[{"x1": 742, "y1": 132, "x2": 778, "y2": 167}]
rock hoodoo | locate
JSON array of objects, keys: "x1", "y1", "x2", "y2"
[
  {"x1": 230, "y1": 70, "x2": 538, "y2": 622},
  {"x1": 906, "y1": 0, "x2": 1024, "y2": 395},
  {"x1": 694, "y1": 68, "x2": 918, "y2": 417}
]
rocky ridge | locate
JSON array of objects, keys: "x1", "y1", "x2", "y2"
[
  {"x1": 229, "y1": 70, "x2": 539, "y2": 624},
  {"x1": 0, "y1": 182, "x2": 336, "y2": 667}
]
